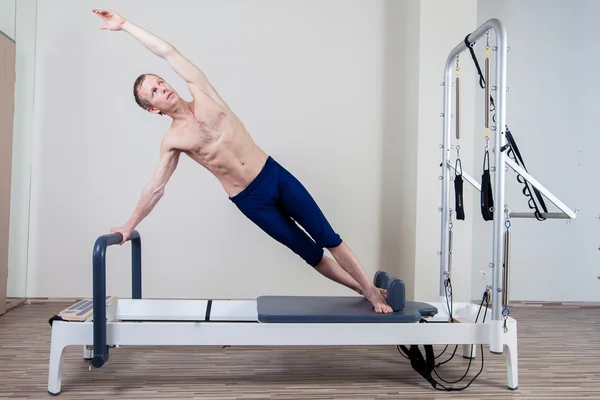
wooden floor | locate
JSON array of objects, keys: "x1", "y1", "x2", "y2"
[{"x1": 1, "y1": 302, "x2": 599, "y2": 399}]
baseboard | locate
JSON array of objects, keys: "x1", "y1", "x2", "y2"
[
  {"x1": 471, "y1": 300, "x2": 600, "y2": 308},
  {"x1": 6, "y1": 298, "x2": 27, "y2": 311},
  {"x1": 9, "y1": 297, "x2": 600, "y2": 309}
]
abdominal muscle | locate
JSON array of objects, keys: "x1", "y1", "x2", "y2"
[{"x1": 175, "y1": 109, "x2": 269, "y2": 197}]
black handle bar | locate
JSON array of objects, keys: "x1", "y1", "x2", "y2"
[{"x1": 92, "y1": 230, "x2": 142, "y2": 368}]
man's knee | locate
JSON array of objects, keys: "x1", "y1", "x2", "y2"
[
  {"x1": 308, "y1": 238, "x2": 343, "y2": 268},
  {"x1": 306, "y1": 247, "x2": 325, "y2": 268},
  {"x1": 317, "y1": 233, "x2": 343, "y2": 250}
]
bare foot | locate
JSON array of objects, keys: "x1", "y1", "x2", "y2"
[
  {"x1": 378, "y1": 288, "x2": 387, "y2": 299},
  {"x1": 366, "y1": 287, "x2": 393, "y2": 314}
]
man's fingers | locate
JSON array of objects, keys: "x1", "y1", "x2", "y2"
[{"x1": 92, "y1": 9, "x2": 109, "y2": 16}]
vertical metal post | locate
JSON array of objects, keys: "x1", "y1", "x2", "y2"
[
  {"x1": 440, "y1": 55, "x2": 453, "y2": 297},
  {"x1": 91, "y1": 238, "x2": 108, "y2": 368},
  {"x1": 132, "y1": 236, "x2": 142, "y2": 299},
  {"x1": 491, "y1": 20, "x2": 508, "y2": 327},
  {"x1": 440, "y1": 19, "x2": 508, "y2": 328}
]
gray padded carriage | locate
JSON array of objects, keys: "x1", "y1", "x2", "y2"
[{"x1": 257, "y1": 295, "x2": 438, "y2": 323}]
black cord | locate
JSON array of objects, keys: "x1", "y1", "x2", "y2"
[
  {"x1": 444, "y1": 278, "x2": 453, "y2": 322},
  {"x1": 435, "y1": 345, "x2": 449, "y2": 360},
  {"x1": 435, "y1": 345, "x2": 459, "y2": 367},
  {"x1": 431, "y1": 343, "x2": 486, "y2": 392},
  {"x1": 435, "y1": 278, "x2": 458, "y2": 366},
  {"x1": 395, "y1": 286, "x2": 490, "y2": 392},
  {"x1": 396, "y1": 345, "x2": 409, "y2": 360},
  {"x1": 428, "y1": 290, "x2": 489, "y2": 391}
]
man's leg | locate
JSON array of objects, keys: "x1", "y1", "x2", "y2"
[
  {"x1": 314, "y1": 255, "x2": 387, "y2": 298},
  {"x1": 236, "y1": 203, "x2": 380, "y2": 298},
  {"x1": 276, "y1": 164, "x2": 392, "y2": 313},
  {"x1": 325, "y1": 241, "x2": 390, "y2": 306},
  {"x1": 230, "y1": 157, "x2": 382, "y2": 299},
  {"x1": 314, "y1": 255, "x2": 363, "y2": 295}
]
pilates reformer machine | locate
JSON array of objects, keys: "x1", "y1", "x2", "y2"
[{"x1": 47, "y1": 18, "x2": 575, "y2": 395}]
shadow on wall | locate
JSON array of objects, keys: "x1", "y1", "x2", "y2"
[{"x1": 378, "y1": 0, "x2": 420, "y2": 301}]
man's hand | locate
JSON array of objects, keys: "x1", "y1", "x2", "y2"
[
  {"x1": 110, "y1": 226, "x2": 133, "y2": 245},
  {"x1": 92, "y1": 9, "x2": 126, "y2": 31}
]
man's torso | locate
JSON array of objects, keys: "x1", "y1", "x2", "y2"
[{"x1": 163, "y1": 90, "x2": 268, "y2": 197}]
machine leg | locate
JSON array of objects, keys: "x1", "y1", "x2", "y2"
[
  {"x1": 83, "y1": 345, "x2": 93, "y2": 360},
  {"x1": 504, "y1": 324, "x2": 519, "y2": 390},
  {"x1": 48, "y1": 329, "x2": 68, "y2": 395},
  {"x1": 462, "y1": 344, "x2": 476, "y2": 359}
]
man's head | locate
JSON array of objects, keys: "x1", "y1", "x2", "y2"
[{"x1": 133, "y1": 73, "x2": 179, "y2": 116}]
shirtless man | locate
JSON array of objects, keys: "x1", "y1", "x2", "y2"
[{"x1": 93, "y1": 9, "x2": 392, "y2": 313}]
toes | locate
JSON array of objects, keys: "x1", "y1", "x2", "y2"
[{"x1": 374, "y1": 304, "x2": 393, "y2": 314}]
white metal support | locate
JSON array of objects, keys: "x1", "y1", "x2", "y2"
[
  {"x1": 504, "y1": 158, "x2": 576, "y2": 219},
  {"x1": 440, "y1": 20, "x2": 508, "y2": 347}
]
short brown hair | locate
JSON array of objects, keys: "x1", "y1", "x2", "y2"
[{"x1": 133, "y1": 73, "x2": 163, "y2": 115}]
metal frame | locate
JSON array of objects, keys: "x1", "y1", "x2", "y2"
[
  {"x1": 47, "y1": 227, "x2": 519, "y2": 394},
  {"x1": 441, "y1": 20, "x2": 508, "y2": 333},
  {"x1": 439, "y1": 19, "x2": 574, "y2": 355},
  {"x1": 504, "y1": 158, "x2": 576, "y2": 219},
  {"x1": 47, "y1": 280, "x2": 518, "y2": 395},
  {"x1": 445, "y1": 156, "x2": 576, "y2": 220}
]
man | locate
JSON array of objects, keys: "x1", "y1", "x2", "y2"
[{"x1": 93, "y1": 9, "x2": 392, "y2": 314}]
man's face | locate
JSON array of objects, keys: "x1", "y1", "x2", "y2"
[{"x1": 139, "y1": 75, "x2": 178, "y2": 114}]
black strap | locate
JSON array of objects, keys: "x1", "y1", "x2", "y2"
[
  {"x1": 400, "y1": 345, "x2": 438, "y2": 388},
  {"x1": 480, "y1": 150, "x2": 494, "y2": 221},
  {"x1": 503, "y1": 128, "x2": 548, "y2": 220},
  {"x1": 205, "y1": 300, "x2": 213, "y2": 321},
  {"x1": 464, "y1": 34, "x2": 548, "y2": 221},
  {"x1": 454, "y1": 159, "x2": 465, "y2": 220},
  {"x1": 464, "y1": 35, "x2": 486, "y2": 89}
]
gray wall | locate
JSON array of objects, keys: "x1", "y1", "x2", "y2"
[{"x1": 473, "y1": 0, "x2": 595, "y2": 301}]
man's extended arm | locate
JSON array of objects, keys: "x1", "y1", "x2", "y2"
[
  {"x1": 121, "y1": 21, "x2": 207, "y2": 86},
  {"x1": 111, "y1": 145, "x2": 180, "y2": 243},
  {"x1": 92, "y1": 9, "x2": 226, "y2": 106}
]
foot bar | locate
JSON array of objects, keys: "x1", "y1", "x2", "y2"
[
  {"x1": 508, "y1": 212, "x2": 572, "y2": 219},
  {"x1": 58, "y1": 296, "x2": 116, "y2": 321}
]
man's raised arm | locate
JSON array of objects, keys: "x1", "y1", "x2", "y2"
[{"x1": 92, "y1": 9, "x2": 225, "y2": 104}]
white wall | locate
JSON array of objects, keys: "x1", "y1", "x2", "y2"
[
  {"x1": 380, "y1": 0, "x2": 478, "y2": 303},
  {"x1": 472, "y1": 0, "x2": 599, "y2": 302},
  {"x1": 413, "y1": 0, "x2": 478, "y2": 302},
  {"x1": 16, "y1": 0, "x2": 596, "y2": 303},
  {"x1": 7, "y1": 0, "x2": 36, "y2": 298},
  {"x1": 379, "y1": 0, "x2": 420, "y2": 300},
  {"x1": 26, "y1": 0, "x2": 386, "y2": 299},
  {"x1": 0, "y1": 0, "x2": 15, "y2": 40}
]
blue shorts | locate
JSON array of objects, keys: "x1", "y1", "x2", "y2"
[{"x1": 229, "y1": 156, "x2": 342, "y2": 267}]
